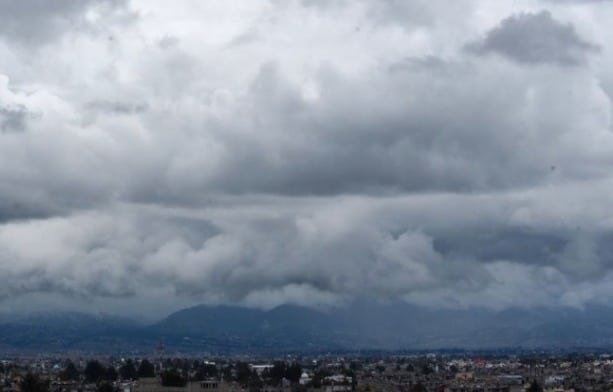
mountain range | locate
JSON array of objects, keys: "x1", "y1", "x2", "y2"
[{"x1": 2, "y1": 302, "x2": 613, "y2": 354}]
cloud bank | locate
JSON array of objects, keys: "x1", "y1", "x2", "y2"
[{"x1": 0, "y1": 0, "x2": 613, "y2": 318}]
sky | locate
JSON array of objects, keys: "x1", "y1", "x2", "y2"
[{"x1": 1, "y1": 0, "x2": 613, "y2": 319}]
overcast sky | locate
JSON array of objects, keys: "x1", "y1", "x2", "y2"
[{"x1": 1, "y1": 0, "x2": 613, "y2": 319}]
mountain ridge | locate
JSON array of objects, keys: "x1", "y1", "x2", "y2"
[{"x1": 2, "y1": 302, "x2": 613, "y2": 353}]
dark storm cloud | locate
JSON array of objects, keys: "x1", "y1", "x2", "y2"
[
  {"x1": 466, "y1": 11, "x2": 600, "y2": 66},
  {"x1": 432, "y1": 226, "x2": 613, "y2": 282},
  {"x1": 135, "y1": 59, "x2": 606, "y2": 200},
  {"x1": 6, "y1": 186, "x2": 613, "y2": 311},
  {"x1": 432, "y1": 228, "x2": 568, "y2": 265},
  {"x1": 0, "y1": 198, "x2": 54, "y2": 223}
]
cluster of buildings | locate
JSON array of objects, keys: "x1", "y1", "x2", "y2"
[
  {"x1": 4, "y1": 353, "x2": 613, "y2": 391},
  {"x1": 355, "y1": 354, "x2": 613, "y2": 391}
]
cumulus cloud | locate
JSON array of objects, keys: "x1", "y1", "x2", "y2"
[
  {"x1": 1, "y1": 0, "x2": 613, "y2": 317},
  {"x1": 4, "y1": 182, "x2": 613, "y2": 316},
  {"x1": 466, "y1": 11, "x2": 600, "y2": 66}
]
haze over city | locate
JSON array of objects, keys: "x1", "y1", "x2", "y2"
[{"x1": 1, "y1": 0, "x2": 613, "y2": 329}]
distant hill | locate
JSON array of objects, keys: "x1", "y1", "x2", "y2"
[
  {"x1": 0, "y1": 312, "x2": 144, "y2": 352},
  {"x1": 3, "y1": 302, "x2": 613, "y2": 353},
  {"x1": 149, "y1": 304, "x2": 346, "y2": 352}
]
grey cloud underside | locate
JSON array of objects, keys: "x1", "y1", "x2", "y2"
[
  {"x1": 0, "y1": 198, "x2": 55, "y2": 224},
  {"x1": 2, "y1": 68, "x2": 613, "y2": 308},
  {"x1": 0, "y1": 104, "x2": 31, "y2": 133},
  {"x1": 86, "y1": 100, "x2": 149, "y2": 115},
  {"x1": 0, "y1": 0, "x2": 129, "y2": 44},
  {"x1": 2, "y1": 187, "x2": 613, "y2": 313},
  {"x1": 1, "y1": 0, "x2": 613, "y2": 316},
  {"x1": 124, "y1": 60, "x2": 612, "y2": 203},
  {"x1": 466, "y1": 11, "x2": 599, "y2": 66}
]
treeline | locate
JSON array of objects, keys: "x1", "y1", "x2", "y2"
[
  {"x1": 58, "y1": 359, "x2": 155, "y2": 383},
  {"x1": 12, "y1": 359, "x2": 156, "y2": 392},
  {"x1": 6, "y1": 359, "x2": 312, "y2": 392}
]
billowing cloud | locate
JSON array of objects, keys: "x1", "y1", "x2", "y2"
[
  {"x1": 1, "y1": 0, "x2": 613, "y2": 317},
  {"x1": 466, "y1": 11, "x2": 600, "y2": 66}
]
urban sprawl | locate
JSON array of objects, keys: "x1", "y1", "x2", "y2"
[{"x1": 4, "y1": 353, "x2": 613, "y2": 392}]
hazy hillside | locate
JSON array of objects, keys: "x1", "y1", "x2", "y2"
[
  {"x1": 0, "y1": 312, "x2": 144, "y2": 352},
  {"x1": 2, "y1": 303, "x2": 613, "y2": 353}
]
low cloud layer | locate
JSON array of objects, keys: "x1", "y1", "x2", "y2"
[{"x1": 1, "y1": 0, "x2": 613, "y2": 318}]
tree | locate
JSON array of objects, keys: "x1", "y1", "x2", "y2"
[
  {"x1": 349, "y1": 370, "x2": 357, "y2": 390},
  {"x1": 84, "y1": 361, "x2": 105, "y2": 383},
  {"x1": 137, "y1": 360, "x2": 155, "y2": 378},
  {"x1": 421, "y1": 363, "x2": 433, "y2": 375},
  {"x1": 59, "y1": 361, "x2": 80, "y2": 381},
  {"x1": 104, "y1": 366, "x2": 118, "y2": 382},
  {"x1": 20, "y1": 373, "x2": 48, "y2": 392},
  {"x1": 286, "y1": 363, "x2": 302, "y2": 384},
  {"x1": 161, "y1": 369, "x2": 186, "y2": 387},
  {"x1": 203, "y1": 364, "x2": 217, "y2": 378},
  {"x1": 97, "y1": 382, "x2": 116, "y2": 392},
  {"x1": 311, "y1": 375, "x2": 322, "y2": 388},
  {"x1": 248, "y1": 370, "x2": 263, "y2": 391},
  {"x1": 293, "y1": 385, "x2": 307, "y2": 392},
  {"x1": 235, "y1": 362, "x2": 251, "y2": 386},
  {"x1": 411, "y1": 382, "x2": 427, "y2": 392},
  {"x1": 269, "y1": 362, "x2": 286, "y2": 383},
  {"x1": 120, "y1": 360, "x2": 137, "y2": 380},
  {"x1": 195, "y1": 363, "x2": 217, "y2": 380},
  {"x1": 221, "y1": 366, "x2": 232, "y2": 382},
  {"x1": 528, "y1": 380, "x2": 543, "y2": 392}
]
